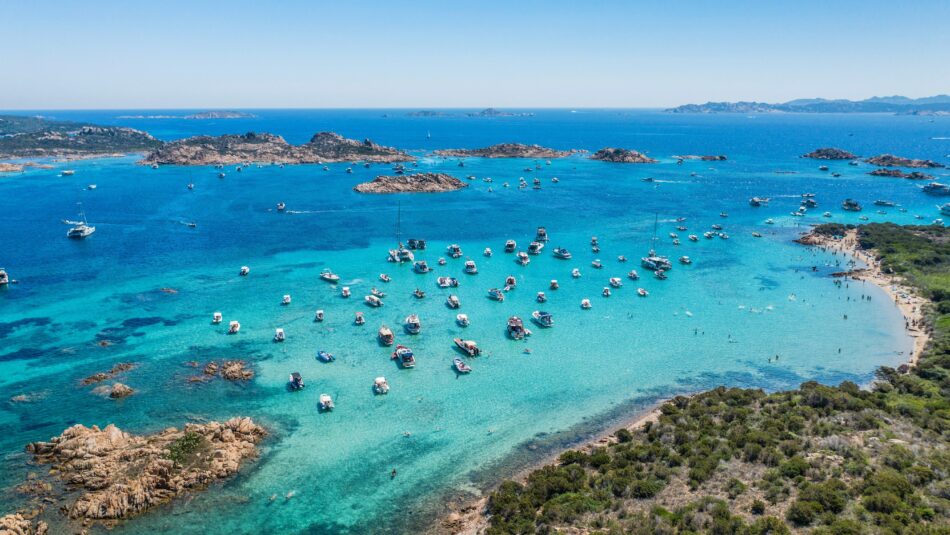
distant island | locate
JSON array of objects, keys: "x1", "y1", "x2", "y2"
[
  {"x1": 590, "y1": 147, "x2": 657, "y2": 163},
  {"x1": 140, "y1": 131, "x2": 412, "y2": 166},
  {"x1": 404, "y1": 108, "x2": 535, "y2": 118},
  {"x1": 865, "y1": 154, "x2": 944, "y2": 168},
  {"x1": 434, "y1": 143, "x2": 574, "y2": 159},
  {"x1": 406, "y1": 110, "x2": 453, "y2": 117},
  {"x1": 667, "y1": 94, "x2": 950, "y2": 114},
  {"x1": 353, "y1": 172, "x2": 467, "y2": 193},
  {"x1": 0, "y1": 115, "x2": 162, "y2": 160},
  {"x1": 802, "y1": 148, "x2": 858, "y2": 160},
  {"x1": 116, "y1": 111, "x2": 256, "y2": 120}
]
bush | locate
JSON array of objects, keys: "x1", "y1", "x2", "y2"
[
  {"x1": 751, "y1": 499, "x2": 766, "y2": 515},
  {"x1": 786, "y1": 500, "x2": 822, "y2": 526},
  {"x1": 615, "y1": 428, "x2": 633, "y2": 443},
  {"x1": 166, "y1": 432, "x2": 203, "y2": 464},
  {"x1": 778, "y1": 456, "x2": 809, "y2": 479}
]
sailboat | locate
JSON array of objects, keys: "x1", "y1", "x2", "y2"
[
  {"x1": 388, "y1": 202, "x2": 414, "y2": 263},
  {"x1": 66, "y1": 203, "x2": 96, "y2": 239},
  {"x1": 640, "y1": 214, "x2": 671, "y2": 271}
]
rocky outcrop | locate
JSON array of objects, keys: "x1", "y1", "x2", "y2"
[
  {"x1": 22, "y1": 418, "x2": 265, "y2": 523},
  {"x1": 0, "y1": 513, "x2": 48, "y2": 534},
  {"x1": 140, "y1": 131, "x2": 412, "y2": 166},
  {"x1": 434, "y1": 143, "x2": 574, "y2": 159},
  {"x1": 865, "y1": 154, "x2": 944, "y2": 168},
  {"x1": 590, "y1": 148, "x2": 657, "y2": 163},
  {"x1": 81, "y1": 362, "x2": 135, "y2": 385},
  {"x1": 354, "y1": 172, "x2": 468, "y2": 193},
  {"x1": 0, "y1": 162, "x2": 24, "y2": 173},
  {"x1": 802, "y1": 148, "x2": 857, "y2": 160},
  {"x1": 108, "y1": 383, "x2": 135, "y2": 399},
  {"x1": 188, "y1": 360, "x2": 253, "y2": 383},
  {"x1": 869, "y1": 168, "x2": 934, "y2": 180}
]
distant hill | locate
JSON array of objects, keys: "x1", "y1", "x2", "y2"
[
  {"x1": 666, "y1": 95, "x2": 950, "y2": 113},
  {"x1": 0, "y1": 115, "x2": 161, "y2": 158}
]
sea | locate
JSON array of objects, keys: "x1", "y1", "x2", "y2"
[{"x1": 1, "y1": 109, "x2": 947, "y2": 533}]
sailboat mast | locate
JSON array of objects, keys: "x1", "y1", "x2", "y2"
[{"x1": 396, "y1": 202, "x2": 402, "y2": 246}]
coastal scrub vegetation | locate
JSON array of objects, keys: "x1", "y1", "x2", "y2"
[{"x1": 485, "y1": 223, "x2": 950, "y2": 534}]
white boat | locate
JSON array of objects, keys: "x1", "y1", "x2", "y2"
[
  {"x1": 765, "y1": 218, "x2": 775, "y2": 225},
  {"x1": 414, "y1": 261, "x2": 430, "y2": 273},
  {"x1": 531, "y1": 310, "x2": 554, "y2": 328},
  {"x1": 602, "y1": 287, "x2": 611, "y2": 297},
  {"x1": 405, "y1": 314, "x2": 421, "y2": 334},
  {"x1": 61, "y1": 169, "x2": 75, "y2": 176},
  {"x1": 373, "y1": 377, "x2": 390, "y2": 395},
  {"x1": 212, "y1": 312, "x2": 223, "y2": 324},
  {"x1": 288, "y1": 372, "x2": 305, "y2": 390},
  {"x1": 580, "y1": 299, "x2": 592, "y2": 309},
  {"x1": 456, "y1": 313, "x2": 470, "y2": 327},
  {"x1": 679, "y1": 256, "x2": 692, "y2": 265},
  {"x1": 378, "y1": 326, "x2": 395, "y2": 345},
  {"x1": 438, "y1": 258, "x2": 446, "y2": 265},
  {"x1": 282, "y1": 294, "x2": 292, "y2": 305},
  {"x1": 688, "y1": 235, "x2": 698, "y2": 242},
  {"x1": 379, "y1": 273, "x2": 391, "y2": 283},
  {"x1": 823, "y1": 212, "x2": 832, "y2": 218},
  {"x1": 487, "y1": 288, "x2": 505, "y2": 301},
  {"x1": 454, "y1": 357, "x2": 472, "y2": 373},
  {"x1": 464, "y1": 260, "x2": 478, "y2": 274},
  {"x1": 274, "y1": 328, "x2": 285, "y2": 342},
  {"x1": 483, "y1": 247, "x2": 492, "y2": 257},
  {"x1": 609, "y1": 277, "x2": 622, "y2": 288},
  {"x1": 354, "y1": 312, "x2": 365, "y2": 325},
  {"x1": 535, "y1": 227, "x2": 549, "y2": 242},
  {"x1": 527, "y1": 241, "x2": 544, "y2": 255},
  {"x1": 752, "y1": 232, "x2": 762, "y2": 238},
  {"x1": 516, "y1": 252, "x2": 530, "y2": 265},
  {"x1": 571, "y1": 268, "x2": 581, "y2": 278},
  {"x1": 591, "y1": 259, "x2": 603, "y2": 269},
  {"x1": 549, "y1": 279, "x2": 559, "y2": 289},
  {"x1": 319, "y1": 394, "x2": 334, "y2": 411},
  {"x1": 277, "y1": 202, "x2": 286, "y2": 212},
  {"x1": 365, "y1": 295, "x2": 384, "y2": 307},
  {"x1": 437, "y1": 276, "x2": 458, "y2": 288},
  {"x1": 392, "y1": 345, "x2": 416, "y2": 368},
  {"x1": 454, "y1": 338, "x2": 481, "y2": 357},
  {"x1": 941, "y1": 203, "x2": 950, "y2": 216},
  {"x1": 655, "y1": 269, "x2": 668, "y2": 280},
  {"x1": 446, "y1": 295, "x2": 460, "y2": 308},
  {"x1": 504, "y1": 275, "x2": 516, "y2": 288},
  {"x1": 87, "y1": 184, "x2": 97, "y2": 190},
  {"x1": 637, "y1": 288, "x2": 648, "y2": 297},
  {"x1": 341, "y1": 286, "x2": 351, "y2": 298},
  {"x1": 504, "y1": 240, "x2": 517, "y2": 253},
  {"x1": 66, "y1": 204, "x2": 95, "y2": 239},
  {"x1": 447, "y1": 244, "x2": 463, "y2": 258},
  {"x1": 553, "y1": 247, "x2": 572, "y2": 259},
  {"x1": 228, "y1": 321, "x2": 241, "y2": 334},
  {"x1": 507, "y1": 316, "x2": 527, "y2": 339},
  {"x1": 315, "y1": 309, "x2": 325, "y2": 322},
  {"x1": 536, "y1": 291, "x2": 546, "y2": 303},
  {"x1": 240, "y1": 266, "x2": 250, "y2": 276},
  {"x1": 320, "y1": 269, "x2": 340, "y2": 283},
  {"x1": 627, "y1": 270, "x2": 640, "y2": 280}
]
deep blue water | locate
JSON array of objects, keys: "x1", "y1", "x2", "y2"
[{"x1": 1, "y1": 109, "x2": 948, "y2": 533}]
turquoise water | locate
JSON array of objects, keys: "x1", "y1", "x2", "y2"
[{"x1": 1, "y1": 110, "x2": 947, "y2": 533}]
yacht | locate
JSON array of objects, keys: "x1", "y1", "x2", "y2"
[
  {"x1": 277, "y1": 202, "x2": 286, "y2": 212},
  {"x1": 454, "y1": 338, "x2": 481, "y2": 357},
  {"x1": 446, "y1": 295, "x2": 460, "y2": 308},
  {"x1": 602, "y1": 287, "x2": 611, "y2": 297},
  {"x1": 447, "y1": 244, "x2": 463, "y2": 258},
  {"x1": 527, "y1": 241, "x2": 544, "y2": 255},
  {"x1": 535, "y1": 227, "x2": 549, "y2": 242},
  {"x1": 874, "y1": 200, "x2": 896, "y2": 207},
  {"x1": 552, "y1": 247, "x2": 572, "y2": 259},
  {"x1": 365, "y1": 294, "x2": 383, "y2": 307},
  {"x1": 239, "y1": 266, "x2": 250, "y2": 276},
  {"x1": 354, "y1": 312, "x2": 365, "y2": 325},
  {"x1": 749, "y1": 197, "x2": 770, "y2": 207},
  {"x1": 378, "y1": 326, "x2": 395, "y2": 345},
  {"x1": 464, "y1": 260, "x2": 478, "y2": 274},
  {"x1": 319, "y1": 394, "x2": 335, "y2": 412},
  {"x1": 504, "y1": 240, "x2": 517, "y2": 253},
  {"x1": 373, "y1": 377, "x2": 390, "y2": 395},
  {"x1": 437, "y1": 276, "x2": 459, "y2": 288},
  {"x1": 609, "y1": 277, "x2": 622, "y2": 288},
  {"x1": 507, "y1": 316, "x2": 527, "y2": 340},
  {"x1": 320, "y1": 269, "x2": 340, "y2": 283},
  {"x1": 580, "y1": 298, "x2": 592, "y2": 309},
  {"x1": 456, "y1": 313, "x2": 470, "y2": 327},
  {"x1": 536, "y1": 291, "x2": 547, "y2": 303},
  {"x1": 315, "y1": 309, "x2": 325, "y2": 322},
  {"x1": 282, "y1": 294, "x2": 292, "y2": 305},
  {"x1": 404, "y1": 314, "x2": 421, "y2": 335},
  {"x1": 504, "y1": 275, "x2": 517, "y2": 288},
  {"x1": 618, "y1": 255, "x2": 627, "y2": 262},
  {"x1": 392, "y1": 345, "x2": 416, "y2": 368},
  {"x1": 483, "y1": 247, "x2": 492, "y2": 257},
  {"x1": 531, "y1": 310, "x2": 554, "y2": 328},
  {"x1": 627, "y1": 270, "x2": 640, "y2": 280},
  {"x1": 212, "y1": 312, "x2": 223, "y2": 324},
  {"x1": 549, "y1": 280, "x2": 559, "y2": 290},
  {"x1": 454, "y1": 358, "x2": 473, "y2": 374},
  {"x1": 488, "y1": 288, "x2": 505, "y2": 301},
  {"x1": 638, "y1": 288, "x2": 648, "y2": 297},
  {"x1": 413, "y1": 261, "x2": 430, "y2": 273},
  {"x1": 679, "y1": 256, "x2": 692, "y2": 265},
  {"x1": 341, "y1": 287, "x2": 351, "y2": 298},
  {"x1": 274, "y1": 328, "x2": 285, "y2": 342},
  {"x1": 516, "y1": 251, "x2": 530, "y2": 265},
  {"x1": 924, "y1": 183, "x2": 950, "y2": 196},
  {"x1": 65, "y1": 204, "x2": 96, "y2": 239},
  {"x1": 841, "y1": 199, "x2": 863, "y2": 211},
  {"x1": 228, "y1": 321, "x2": 241, "y2": 334},
  {"x1": 641, "y1": 215, "x2": 673, "y2": 271},
  {"x1": 571, "y1": 268, "x2": 581, "y2": 278},
  {"x1": 688, "y1": 234, "x2": 698, "y2": 242},
  {"x1": 288, "y1": 372, "x2": 305, "y2": 391}
]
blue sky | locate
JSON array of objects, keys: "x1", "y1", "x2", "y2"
[{"x1": 2, "y1": 0, "x2": 948, "y2": 109}]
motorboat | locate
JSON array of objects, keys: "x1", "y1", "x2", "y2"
[
  {"x1": 504, "y1": 275, "x2": 517, "y2": 288},
  {"x1": 488, "y1": 288, "x2": 505, "y2": 301},
  {"x1": 571, "y1": 268, "x2": 581, "y2": 278},
  {"x1": 277, "y1": 202, "x2": 286, "y2": 212},
  {"x1": 454, "y1": 358, "x2": 472, "y2": 373},
  {"x1": 704, "y1": 232, "x2": 715, "y2": 239},
  {"x1": 414, "y1": 261, "x2": 430, "y2": 273},
  {"x1": 507, "y1": 316, "x2": 527, "y2": 340},
  {"x1": 531, "y1": 310, "x2": 554, "y2": 328},
  {"x1": 447, "y1": 244, "x2": 463, "y2": 258},
  {"x1": 688, "y1": 234, "x2": 698, "y2": 242},
  {"x1": 392, "y1": 345, "x2": 416, "y2": 368},
  {"x1": 456, "y1": 313, "x2": 470, "y2": 327},
  {"x1": 373, "y1": 377, "x2": 390, "y2": 395},
  {"x1": 536, "y1": 291, "x2": 547, "y2": 303},
  {"x1": 638, "y1": 288, "x2": 648, "y2": 297},
  {"x1": 407, "y1": 239, "x2": 427, "y2": 250},
  {"x1": 239, "y1": 266, "x2": 251, "y2": 276},
  {"x1": 212, "y1": 312, "x2": 223, "y2": 324},
  {"x1": 288, "y1": 372, "x2": 305, "y2": 391},
  {"x1": 823, "y1": 212, "x2": 832, "y2": 218},
  {"x1": 676, "y1": 226, "x2": 688, "y2": 232},
  {"x1": 765, "y1": 219, "x2": 775, "y2": 225},
  {"x1": 802, "y1": 198, "x2": 818, "y2": 208},
  {"x1": 317, "y1": 350, "x2": 335, "y2": 362},
  {"x1": 591, "y1": 236, "x2": 599, "y2": 246},
  {"x1": 282, "y1": 294, "x2": 292, "y2": 305},
  {"x1": 550, "y1": 279, "x2": 559, "y2": 290},
  {"x1": 535, "y1": 227, "x2": 549, "y2": 242},
  {"x1": 940, "y1": 203, "x2": 950, "y2": 216},
  {"x1": 720, "y1": 212, "x2": 729, "y2": 218},
  {"x1": 923, "y1": 183, "x2": 950, "y2": 196},
  {"x1": 218, "y1": 172, "x2": 226, "y2": 178},
  {"x1": 628, "y1": 270, "x2": 640, "y2": 280},
  {"x1": 527, "y1": 241, "x2": 544, "y2": 255},
  {"x1": 679, "y1": 256, "x2": 692, "y2": 265},
  {"x1": 749, "y1": 197, "x2": 770, "y2": 207},
  {"x1": 592, "y1": 245, "x2": 600, "y2": 253},
  {"x1": 484, "y1": 247, "x2": 492, "y2": 257},
  {"x1": 454, "y1": 338, "x2": 481, "y2": 357},
  {"x1": 378, "y1": 326, "x2": 395, "y2": 345},
  {"x1": 669, "y1": 232, "x2": 678, "y2": 240},
  {"x1": 438, "y1": 258, "x2": 447, "y2": 266},
  {"x1": 752, "y1": 232, "x2": 762, "y2": 238},
  {"x1": 504, "y1": 240, "x2": 517, "y2": 253},
  {"x1": 818, "y1": 165, "x2": 829, "y2": 171},
  {"x1": 580, "y1": 299, "x2": 592, "y2": 309},
  {"x1": 655, "y1": 269, "x2": 668, "y2": 280},
  {"x1": 672, "y1": 239, "x2": 680, "y2": 246},
  {"x1": 87, "y1": 184, "x2": 97, "y2": 190},
  {"x1": 602, "y1": 287, "x2": 611, "y2": 297},
  {"x1": 320, "y1": 269, "x2": 341, "y2": 283},
  {"x1": 354, "y1": 312, "x2": 365, "y2": 325},
  {"x1": 315, "y1": 309, "x2": 325, "y2": 322},
  {"x1": 609, "y1": 277, "x2": 622, "y2": 288},
  {"x1": 516, "y1": 252, "x2": 530, "y2": 265},
  {"x1": 711, "y1": 224, "x2": 723, "y2": 230},
  {"x1": 365, "y1": 294, "x2": 384, "y2": 307},
  {"x1": 464, "y1": 260, "x2": 478, "y2": 274},
  {"x1": 841, "y1": 199, "x2": 862, "y2": 211},
  {"x1": 413, "y1": 288, "x2": 426, "y2": 299},
  {"x1": 618, "y1": 255, "x2": 627, "y2": 262},
  {"x1": 405, "y1": 314, "x2": 422, "y2": 334},
  {"x1": 228, "y1": 321, "x2": 241, "y2": 334},
  {"x1": 319, "y1": 394, "x2": 335, "y2": 411},
  {"x1": 274, "y1": 328, "x2": 285, "y2": 342},
  {"x1": 591, "y1": 259, "x2": 603, "y2": 269},
  {"x1": 61, "y1": 169, "x2": 75, "y2": 176},
  {"x1": 446, "y1": 295, "x2": 460, "y2": 308},
  {"x1": 552, "y1": 247, "x2": 572, "y2": 259},
  {"x1": 379, "y1": 273, "x2": 391, "y2": 283},
  {"x1": 437, "y1": 276, "x2": 459, "y2": 288},
  {"x1": 874, "y1": 200, "x2": 897, "y2": 207},
  {"x1": 341, "y1": 286, "x2": 351, "y2": 298}
]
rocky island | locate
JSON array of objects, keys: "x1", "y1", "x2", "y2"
[
  {"x1": 354, "y1": 172, "x2": 467, "y2": 193},
  {"x1": 466, "y1": 108, "x2": 534, "y2": 117},
  {"x1": 675, "y1": 154, "x2": 728, "y2": 161},
  {"x1": 802, "y1": 147, "x2": 858, "y2": 160},
  {"x1": 869, "y1": 168, "x2": 934, "y2": 180},
  {"x1": 12, "y1": 417, "x2": 265, "y2": 527},
  {"x1": 140, "y1": 131, "x2": 412, "y2": 166},
  {"x1": 184, "y1": 111, "x2": 255, "y2": 120},
  {"x1": 434, "y1": 143, "x2": 575, "y2": 159},
  {"x1": 865, "y1": 154, "x2": 944, "y2": 168},
  {"x1": 667, "y1": 94, "x2": 950, "y2": 114},
  {"x1": 0, "y1": 116, "x2": 162, "y2": 160},
  {"x1": 590, "y1": 147, "x2": 657, "y2": 163}
]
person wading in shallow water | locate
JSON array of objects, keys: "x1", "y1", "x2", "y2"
[{"x1": 391, "y1": 468, "x2": 397, "y2": 479}]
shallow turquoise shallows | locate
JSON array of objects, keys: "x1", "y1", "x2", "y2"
[{"x1": 1, "y1": 109, "x2": 946, "y2": 533}]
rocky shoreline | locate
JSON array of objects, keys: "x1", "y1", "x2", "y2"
[
  {"x1": 590, "y1": 147, "x2": 657, "y2": 163},
  {"x1": 354, "y1": 172, "x2": 467, "y2": 193},
  {"x1": 801, "y1": 147, "x2": 858, "y2": 160},
  {"x1": 868, "y1": 168, "x2": 934, "y2": 180},
  {"x1": 865, "y1": 153, "x2": 944, "y2": 168},
  {"x1": 433, "y1": 143, "x2": 575, "y2": 159}
]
